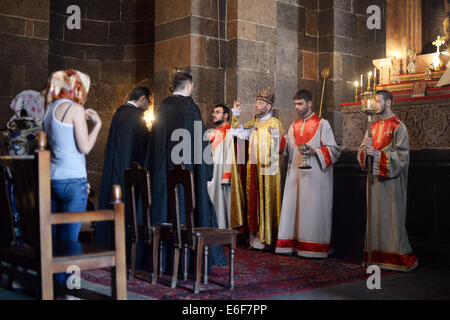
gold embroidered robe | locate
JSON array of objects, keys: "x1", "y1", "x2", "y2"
[{"x1": 231, "y1": 113, "x2": 286, "y2": 246}]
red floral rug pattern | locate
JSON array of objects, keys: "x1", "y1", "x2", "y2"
[{"x1": 81, "y1": 247, "x2": 395, "y2": 300}]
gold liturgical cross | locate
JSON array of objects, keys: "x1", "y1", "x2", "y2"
[{"x1": 433, "y1": 35, "x2": 446, "y2": 53}]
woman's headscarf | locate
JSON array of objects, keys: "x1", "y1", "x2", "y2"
[
  {"x1": 9, "y1": 90, "x2": 45, "y2": 119},
  {"x1": 45, "y1": 69, "x2": 91, "y2": 105}
]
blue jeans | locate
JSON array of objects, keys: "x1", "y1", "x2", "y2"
[{"x1": 51, "y1": 178, "x2": 88, "y2": 285}]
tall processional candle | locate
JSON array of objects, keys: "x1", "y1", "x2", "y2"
[
  {"x1": 367, "y1": 71, "x2": 372, "y2": 92},
  {"x1": 354, "y1": 81, "x2": 359, "y2": 102},
  {"x1": 373, "y1": 67, "x2": 377, "y2": 88}
]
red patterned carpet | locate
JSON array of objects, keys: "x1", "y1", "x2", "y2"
[{"x1": 81, "y1": 246, "x2": 395, "y2": 300}]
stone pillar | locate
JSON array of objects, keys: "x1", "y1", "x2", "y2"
[
  {"x1": 226, "y1": 0, "x2": 277, "y2": 124},
  {"x1": 319, "y1": 0, "x2": 386, "y2": 145},
  {"x1": 273, "y1": 0, "x2": 320, "y2": 128},
  {"x1": 153, "y1": 0, "x2": 192, "y2": 106},
  {"x1": 0, "y1": 0, "x2": 50, "y2": 129},
  {"x1": 49, "y1": 0, "x2": 155, "y2": 195},
  {"x1": 190, "y1": 0, "x2": 227, "y2": 127},
  {"x1": 154, "y1": 0, "x2": 226, "y2": 127}
]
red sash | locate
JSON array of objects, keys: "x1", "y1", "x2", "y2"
[
  {"x1": 370, "y1": 116, "x2": 402, "y2": 177},
  {"x1": 293, "y1": 114, "x2": 322, "y2": 145},
  {"x1": 371, "y1": 116, "x2": 401, "y2": 151},
  {"x1": 210, "y1": 123, "x2": 231, "y2": 151}
]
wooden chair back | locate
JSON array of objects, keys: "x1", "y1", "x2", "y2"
[
  {"x1": 0, "y1": 150, "x2": 41, "y2": 260},
  {"x1": 124, "y1": 162, "x2": 152, "y2": 244},
  {"x1": 0, "y1": 132, "x2": 127, "y2": 300},
  {"x1": 167, "y1": 165, "x2": 196, "y2": 250}
]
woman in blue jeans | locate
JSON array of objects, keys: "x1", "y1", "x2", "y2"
[{"x1": 43, "y1": 70, "x2": 102, "y2": 287}]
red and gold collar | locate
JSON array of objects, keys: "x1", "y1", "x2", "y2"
[
  {"x1": 210, "y1": 123, "x2": 231, "y2": 150},
  {"x1": 293, "y1": 113, "x2": 322, "y2": 145}
]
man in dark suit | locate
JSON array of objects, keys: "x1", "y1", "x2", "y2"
[
  {"x1": 144, "y1": 72, "x2": 227, "y2": 271},
  {"x1": 96, "y1": 87, "x2": 151, "y2": 250}
]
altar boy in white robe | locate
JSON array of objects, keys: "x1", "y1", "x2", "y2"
[
  {"x1": 276, "y1": 89, "x2": 340, "y2": 258},
  {"x1": 357, "y1": 90, "x2": 418, "y2": 271},
  {"x1": 208, "y1": 104, "x2": 244, "y2": 229}
]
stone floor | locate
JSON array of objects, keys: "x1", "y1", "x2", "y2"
[{"x1": 1, "y1": 265, "x2": 450, "y2": 300}]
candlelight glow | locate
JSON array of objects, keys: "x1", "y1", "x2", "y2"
[
  {"x1": 143, "y1": 109, "x2": 154, "y2": 131},
  {"x1": 354, "y1": 81, "x2": 359, "y2": 87},
  {"x1": 434, "y1": 53, "x2": 441, "y2": 70}
]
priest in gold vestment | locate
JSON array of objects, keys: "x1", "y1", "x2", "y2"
[
  {"x1": 358, "y1": 90, "x2": 418, "y2": 272},
  {"x1": 230, "y1": 88, "x2": 286, "y2": 249}
]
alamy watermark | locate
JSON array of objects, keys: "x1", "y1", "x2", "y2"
[
  {"x1": 170, "y1": 121, "x2": 281, "y2": 175},
  {"x1": 66, "y1": 4, "x2": 382, "y2": 31},
  {"x1": 66, "y1": 5, "x2": 81, "y2": 30},
  {"x1": 367, "y1": 5, "x2": 382, "y2": 30},
  {"x1": 366, "y1": 265, "x2": 381, "y2": 290},
  {"x1": 66, "y1": 265, "x2": 81, "y2": 290}
]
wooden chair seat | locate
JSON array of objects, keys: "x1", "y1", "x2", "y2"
[
  {"x1": 191, "y1": 228, "x2": 238, "y2": 292},
  {"x1": 167, "y1": 165, "x2": 238, "y2": 294},
  {"x1": 52, "y1": 240, "x2": 116, "y2": 274},
  {"x1": 193, "y1": 228, "x2": 238, "y2": 236},
  {"x1": 136, "y1": 223, "x2": 173, "y2": 234}
]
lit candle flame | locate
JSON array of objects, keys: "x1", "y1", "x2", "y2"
[
  {"x1": 143, "y1": 109, "x2": 154, "y2": 131},
  {"x1": 434, "y1": 53, "x2": 441, "y2": 70}
]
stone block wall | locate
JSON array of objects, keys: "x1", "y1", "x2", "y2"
[
  {"x1": 319, "y1": 0, "x2": 386, "y2": 144},
  {"x1": 422, "y1": 0, "x2": 447, "y2": 54},
  {"x1": 190, "y1": 0, "x2": 227, "y2": 127},
  {"x1": 0, "y1": 0, "x2": 50, "y2": 129},
  {"x1": 48, "y1": 0, "x2": 155, "y2": 196},
  {"x1": 226, "y1": 0, "x2": 321, "y2": 131},
  {"x1": 153, "y1": 0, "x2": 226, "y2": 128},
  {"x1": 0, "y1": 0, "x2": 391, "y2": 197},
  {"x1": 226, "y1": 0, "x2": 277, "y2": 125}
]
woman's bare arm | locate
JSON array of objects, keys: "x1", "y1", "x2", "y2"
[{"x1": 71, "y1": 104, "x2": 102, "y2": 154}]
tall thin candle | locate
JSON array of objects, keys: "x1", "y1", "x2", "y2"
[{"x1": 374, "y1": 67, "x2": 377, "y2": 88}]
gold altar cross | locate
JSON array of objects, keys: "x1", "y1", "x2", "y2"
[{"x1": 432, "y1": 35, "x2": 446, "y2": 53}]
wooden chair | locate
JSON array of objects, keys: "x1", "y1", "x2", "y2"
[
  {"x1": 167, "y1": 165, "x2": 238, "y2": 294},
  {"x1": 124, "y1": 162, "x2": 188, "y2": 286},
  {"x1": 78, "y1": 188, "x2": 97, "y2": 244},
  {"x1": 0, "y1": 132, "x2": 127, "y2": 300}
]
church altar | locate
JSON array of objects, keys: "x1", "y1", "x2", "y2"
[{"x1": 339, "y1": 69, "x2": 450, "y2": 151}]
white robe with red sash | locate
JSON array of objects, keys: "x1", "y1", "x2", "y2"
[
  {"x1": 208, "y1": 123, "x2": 233, "y2": 229},
  {"x1": 357, "y1": 115, "x2": 418, "y2": 272},
  {"x1": 276, "y1": 113, "x2": 340, "y2": 258}
]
